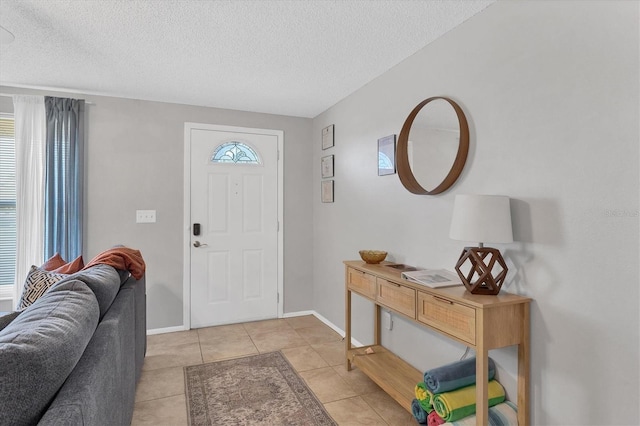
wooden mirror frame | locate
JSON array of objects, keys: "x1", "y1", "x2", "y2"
[{"x1": 396, "y1": 97, "x2": 470, "y2": 195}]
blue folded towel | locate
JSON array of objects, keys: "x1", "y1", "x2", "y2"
[
  {"x1": 424, "y1": 357, "x2": 496, "y2": 394},
  {"x1": 412, "y1": 398, "x2": 428, "y2": 424}
]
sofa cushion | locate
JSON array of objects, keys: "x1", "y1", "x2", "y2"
[
  {"x1": 57, "y1": 264, "x2": 122, "y2": 319},
  {"x1": 0, "y1": 311, "x2": 20, "y2": 331},
  {"x1": 0, "y1": 280, "x2": 99, "y2": 426},
  {"x1": 17, "y1": 266, "x2": 67, "y2": 310}
]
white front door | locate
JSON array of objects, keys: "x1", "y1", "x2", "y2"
[{"x1": 186, "y1": 124, "x2": 282, "y2": 328}]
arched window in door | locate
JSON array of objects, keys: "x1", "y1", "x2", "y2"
[{"x1": 211, "y1": 141, "x2": 261, "y2": 165}]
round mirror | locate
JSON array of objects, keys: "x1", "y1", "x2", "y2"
[{"x1": 396, "y1": 97, "x2": 469, "y2": 194}]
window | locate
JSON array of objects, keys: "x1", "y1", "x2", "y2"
[
  {"x1": 211, "y1": 141, "x2": 261, "y2": 164},
  {"x1": 0, "y1": 113, "x2": 16, "y2": 297}
]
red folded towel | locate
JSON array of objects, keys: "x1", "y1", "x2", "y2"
[
  {"x1": 83, "y1": 247, "x2": 146, "y2": 280},
  {"x1": 428, "y1": 411, "x2": 445, "y2": 426}
]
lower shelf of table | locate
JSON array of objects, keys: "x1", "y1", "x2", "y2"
[{"x1": 347, "y1": 344, "x2": 423, "y2": 413}]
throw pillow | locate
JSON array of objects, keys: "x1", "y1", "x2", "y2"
[
  {"x1": 53, "y1": 256, "x2": 85, "y2": 274},
  {"x1": 41, "y1": 253, "x2": 66, "y2": 271},
  {"x1": 17, "y1": 266, "x2": 67, "y2": 310}
]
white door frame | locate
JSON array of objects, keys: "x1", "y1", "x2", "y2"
[{"x1": 182, "y1": 122, "x2": 284, "y2": 330}]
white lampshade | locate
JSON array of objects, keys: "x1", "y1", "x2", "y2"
[{"x1": 449, "y1": 194, "x2": 513, "y2": 244}]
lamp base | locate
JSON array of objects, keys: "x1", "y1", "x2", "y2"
[{"x1": 455, "y1": 246, "x2": 508, "y2": 295}]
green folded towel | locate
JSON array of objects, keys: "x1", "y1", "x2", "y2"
[
  {"x1": 415, "y1": 382, "x2": 434, "y2": 413},
  {"x1": 433, "y1": 380, "x2": 505, "y2": 422}
]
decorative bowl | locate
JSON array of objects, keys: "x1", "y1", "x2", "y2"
[{"x1": 359, "y1": 250, "x2": 388, "y2": 264}]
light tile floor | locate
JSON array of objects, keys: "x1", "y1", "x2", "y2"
[{"x1": 132, "y1": 315, "x2": 416, "y2": 426}]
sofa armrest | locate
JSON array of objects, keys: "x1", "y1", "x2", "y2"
[
  {"x1": 121, "y1": 273, "x2": 146, "y2": 383},
  {"x1": 39, "y1": 287, "x2": 136, "y2": 426}
]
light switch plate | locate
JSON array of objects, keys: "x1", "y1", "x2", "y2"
[{"x1": 136, "y1": 210, "x2": 156, "y2": 223}]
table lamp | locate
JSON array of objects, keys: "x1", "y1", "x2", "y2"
[{"x1": 449, "y1": 194, "x2": 513, "y2": 295}]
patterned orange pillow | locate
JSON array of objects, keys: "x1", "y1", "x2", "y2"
[
  {"x1": 53, "y1": 256, "x2": 84, "y2": 274},
  {"x1": 41, "y1": 253, "x2": 66, "y2": 271}
]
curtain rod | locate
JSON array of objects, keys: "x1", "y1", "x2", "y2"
[{"x1": 0, "y1": 93, "x2": 95, "y2": 105}]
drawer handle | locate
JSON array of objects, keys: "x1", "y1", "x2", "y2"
[
  {"x1": 433, "y1": 296, "x2": 453, "y2": 305},
  {"x1": 390, "y1": 282, "x2": 401, "y2": 287}
]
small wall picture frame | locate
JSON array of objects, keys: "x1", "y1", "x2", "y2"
[
  {"x1": 322, "y1": 124, "x2": 335, "y2": 150},
  {"x1": 378, "y1": 134, "x2": 396, "y2": 176},
  {"x1": 321, "y1": 155, "x2": 334, "y2": 178},
  {"x1": 321, "y1": 180, "x2": 334, "y2": 203}
]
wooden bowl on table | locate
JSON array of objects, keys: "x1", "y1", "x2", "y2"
[{"x1": 359, "y1": 250, "x2": 387, "y2": 264}]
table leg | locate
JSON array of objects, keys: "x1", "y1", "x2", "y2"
[
  {"x1": 476, "y1": 348, "x2": 488, "y2": 426},
  {"x1": 374, "y1": 304, "x2": 381, "y2": 346},
  {"x1": 345, "y1": 288, "x2": 352, "y2": 371},
  {"x1": 518, "y1": 303, "x2": 530, "y2": 425}
]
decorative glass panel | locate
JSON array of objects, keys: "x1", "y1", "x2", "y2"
[
  {"x1": 211, "y1": 142, "x2": 261, "y2": 164},
  {"x1": 378, "y1": 152, "x2": 393, "y2": 170}
]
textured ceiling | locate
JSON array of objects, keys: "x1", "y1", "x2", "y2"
[{"x1": 0, "y1": 0, "x2": 494, "y2": 118}]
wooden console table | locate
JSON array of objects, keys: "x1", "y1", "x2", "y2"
[{"x1": 344, "y1": 260, "x2": 531, "y2": 426}]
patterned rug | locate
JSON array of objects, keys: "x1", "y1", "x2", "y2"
[{"x1": 184, "y1": 351, "x2": 337, "y2": 425}]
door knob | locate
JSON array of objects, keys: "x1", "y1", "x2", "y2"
[{"x1": 193, "y1": 241, "x2": 208, "y2": 248}]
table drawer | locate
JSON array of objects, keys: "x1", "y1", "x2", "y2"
[
  {"x1": 417, "y1": 292, "x2": 476, "y2": 345},
  {"x1": 376, "y1": 278, "x2": 416, "y2": 319},
  {"x1": 347, "y1": 268, "x2": 376, "y2": 299}
]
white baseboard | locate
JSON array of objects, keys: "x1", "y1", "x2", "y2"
[
  {"x1": 282, "y1": 310, "x2": 315, "y2": 318},
  {"x1": 147, "y1": 325, "x2": 187, "y2": 335},
  {"x1": 285, "y1": 309, "x2": 364, "y2": 347},
  {"x1": 147, "y1": 310, "x2": 364, "y2": 347}
]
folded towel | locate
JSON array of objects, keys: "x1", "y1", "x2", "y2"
[
  {"x1": 428, "y1": 410, "x2": 445, "y2": 426},
  {"x1": 424, "y1": 357, "x2": 496, "y2": 394},
  {"x1": 415, "y1": 382, "x2": 435, "y2": 413},
  {"x1": 412, "y1": 398, "x2": 428, "y2": 424},
  {"x1": 442, "y1": 401, "x2": 518, "y2": 426},
  {"x1": 433, "y1": 380, "x2": 506, "y2": 422}
]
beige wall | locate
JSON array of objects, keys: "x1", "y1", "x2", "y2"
[
  {"x1": 3, "y1": 1, "x2": 639, "y2": 422},
  {"x1": 0, "y1": 90, "x2": 313, "y2": 329},
  {"x1": 311, "y1": 1, "x2": 638, "y2": 424}
]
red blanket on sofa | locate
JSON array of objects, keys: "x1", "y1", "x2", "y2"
[{"x1": 83, "y1": 247, "x2": 146, "y2": 280}]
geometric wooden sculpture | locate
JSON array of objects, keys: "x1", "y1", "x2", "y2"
[{"x1": 454, "y1": 246, "x2": 508, "y2": 295}]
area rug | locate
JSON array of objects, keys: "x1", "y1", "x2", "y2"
[{"x1": 184, "y1": 351, "x2": 337, "y2": 425}]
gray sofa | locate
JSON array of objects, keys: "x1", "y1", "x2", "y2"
[{"x1": 0, "y1": 265, "x2": 146, "y2": 426}]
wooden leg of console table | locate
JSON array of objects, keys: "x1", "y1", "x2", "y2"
[
  {"x1": 345, "y1": 288, "x2": 352, "y2": 371},
  {"x1": 374, "y1": 304, "x2": 380, "y2": 346},
  {"x1": 518, "y1": 303, "x2": 530, "y2": 425},
  {"x1": 476, "y1": 349, "x2": 489, "y2": 426}
]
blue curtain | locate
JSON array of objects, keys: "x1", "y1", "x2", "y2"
[{"x1": 44, "y1": 97, "x2": 84, "y2": 261}]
